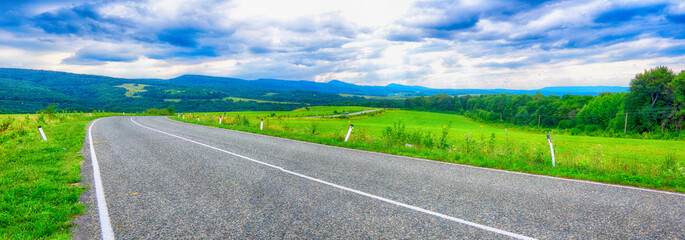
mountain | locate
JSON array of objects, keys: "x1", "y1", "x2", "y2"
[
  {"x1": 0, "y1": 68, "x2": 629, "y2": 113},
  {"x1": 167, "y1": 74, "x2": 628, "y2": 97}
]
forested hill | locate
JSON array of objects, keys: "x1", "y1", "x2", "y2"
[
  {"x1": 0, "y1": 68, "x2": 367, "y2": 113},
  {"x1": 166, "y1": 74, "x2": 628, "y2": 96},
  {"x1": 0, "y1": 68, "x2": 627, "y2": 113}
]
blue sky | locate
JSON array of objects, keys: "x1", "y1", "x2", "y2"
[{"x1": 1, "y1": 0, "x2": 684, "y2": 89}]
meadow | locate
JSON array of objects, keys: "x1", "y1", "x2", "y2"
[
  {"x1": 175, "y1": 107, "x2": 685, "y2": 193},
  {"x1": 0, "y1": 110, "x2": 117, "y2": 239}
]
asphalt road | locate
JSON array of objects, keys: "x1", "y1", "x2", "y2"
[{"x1": 73, "y1": 116, "x2": 685, "y2": 239}]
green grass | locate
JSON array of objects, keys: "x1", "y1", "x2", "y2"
[
  {"x1": 0, "y1": 112, "x2": 117, "y2": 239},
  {"x1": 174, "y1": 107, "x2": 685, "y2": 193},
  {"x1": 180, "y1": 106, "x2": 378, "y2": 119},
  {"x1": 221, "y1": 97, "x2": 300, "y2": 104},
  {"x1": 114, "y1": 83, "x2": 149, "y2": 98},
  {"x1": 291, "y1": 106, "x2": 377, "y2": 116}
]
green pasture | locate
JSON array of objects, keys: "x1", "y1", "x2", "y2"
[
  {"x1": 114, "y1": 83, "x2": 149, "y2": 98},
  {"x1": 338, "y1": 94, "x2": 407, "y2": 100},
  {"x1": 222, "y1": 97, "x2": 300, "y2": 104},
  {"x1": 175, "y1": 107, "x2": 685, "y2": 192},
  {"x1": 291, "y1": 106, "x2": 377, "y2": 116},
  {"x1": 181, "y1": 106, "x2": 376, "y2": 119}
]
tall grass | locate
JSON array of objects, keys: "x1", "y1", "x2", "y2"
[
  {"x1": 0, "y1": 111, "x2": 115, "y2": 239},
  {"x1": 174, "y1": 109, "x2": 685, "y2": 193}
]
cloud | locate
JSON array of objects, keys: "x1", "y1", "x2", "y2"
[
  {"x1": 0, "y1": 0, "x2": 684, "y2": 89},
  {"x1": 62, "y1": 44, "x2": 140, "y2": 65},
  {"x1": 31, "y1": 3, "x2": 133, "y2": 37},
  {"x1": 156, "y1": 28, "x2": 202, "y2": 48}
]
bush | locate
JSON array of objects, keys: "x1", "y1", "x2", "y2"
[
  {"x1": 558, "y1": 120, "x2": 574, "y2": 129},
  {"x1": 570, "y1": 127, "x2": 582, "y2": 135},
  {"x1": 145, "y1": 108, "x2": 173, "y2": 115}
]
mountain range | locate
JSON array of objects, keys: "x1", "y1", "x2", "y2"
[{"x1": 0, "y1": 68, "x2": 629, "y2": 113}]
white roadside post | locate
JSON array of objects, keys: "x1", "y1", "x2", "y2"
[
  {"x1": 123, "y1": 112, "x2": 125, "y2": 115},
  {"x1": 219, "y1": 116, "x2": 222, "y2": 124},
  {"x1": 89, "y1": 113, "x2": 92, "y2": 117},
  {"x1": 38, "y1": 126, "x2": 47, "y2": 141},
  {"x1": 260, "y1": 119, "x2": 264, "y2": 130},
  {"x1": 344, "y1": 124, "x2": 353, "y2": 142},
  {"x1": 547, "y1": 135, "x2": 555, "y2": 167},
  {"x1": 182, "y1": 114, "x2": 185, "y2": 119},
  {"x1": 197, "y1": 117, "x2": 200, "y2": 122},
  {"x1": 177, "y1": 113, "x2": 180, "y2": 118}
]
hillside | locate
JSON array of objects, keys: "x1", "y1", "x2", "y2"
[{"x1": 0, "y1": 68, "x2": 629, "y2": 113}]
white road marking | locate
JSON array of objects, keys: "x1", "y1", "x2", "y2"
[
  {"x1": 131, "y1": 117, "x2": 536, "y2": 240},
  {"x1": 88, "y1": 118, "x2": 116, "y2": 240}
]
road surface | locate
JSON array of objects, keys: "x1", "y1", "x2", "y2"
[{"x1": 73, "y1": 116, "x2": 685, "y2": 239}]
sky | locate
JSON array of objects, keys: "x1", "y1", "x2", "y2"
[{"x1": 1, "y1": 0, "x2": 684, "y2": 89}]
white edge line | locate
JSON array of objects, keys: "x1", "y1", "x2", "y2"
[
  {"x1": 88, "y1": 118, "x2": 116, "y2": 240},
  {"x1": 164, "y1": 116, "x2": 685, "y2": 197},
  {"x1": 131, "y1": 117, "x2": 536, "y2": 240}
]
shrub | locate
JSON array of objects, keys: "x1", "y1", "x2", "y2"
[
  {"x1": 570, "y1": 127, "x2": 582, "y2": 135},
  {"x1": 145, "y1": 108, "x2": 173, "y2": 115}
]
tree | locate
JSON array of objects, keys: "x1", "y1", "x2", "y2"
[
  {"x1": 671, "y1": 70, "x2": 685, "y2": 131},
  {"x1": 576, "y1": 93, "x2": 625, "y2": 130},
  {"x1": 626, "y1": 66, "x2": 676, "y2": 132}
]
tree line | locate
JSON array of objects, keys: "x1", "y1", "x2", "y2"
[{"x1": 357, "y1": 66, "x2": 685, "y2": 139}]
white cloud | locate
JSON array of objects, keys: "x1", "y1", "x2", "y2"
[
  {"x1": 229, "y1": 0, "x2": 415, "y2": 26},
  {"x1": 1, "y1": 0, "x2": 684, "y2": 89}
]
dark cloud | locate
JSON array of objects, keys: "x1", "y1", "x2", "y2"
[
  {"x1": 62, "y1": 46, "x2": 139, "y2": 65},
  {"x1": 427, "y1": 15, "x2": 479, "y2": 31},
  {"x1": 31, "y1": 4, "x2": 132, "y2": 38},
  {"x1": 11, "y1": 1, "x2": 239, "y2": 60},
  {"x1": 156, "y1": 28, "x2": 202, "y2": 48},
  {"x1": 390, "y1": 0, "x2": 553, "y2": 41}
]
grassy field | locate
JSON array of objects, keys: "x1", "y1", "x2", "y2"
[
  {"x1": 291, "y1": 106, "x2": 377, "y2": 116},
  {"x1": 115, "y1": 83, "x2": 149, "y2": 98},
  {"x1": 0, "y1": 111, "x2": 117, "y2": 239},
  {"x1": 222, "y1": 97, "x2": 300, "y2": 104},
  {"x1": 181, "y1": 106, "x2": 378, "y2": 119},
  {"x1": 338, "y1": 94, "x2": 408, "y2": 100},
  {"x1": 174, "y1": 108, "x2": 685, "y2": 192}
]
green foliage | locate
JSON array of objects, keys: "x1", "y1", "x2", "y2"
[
  {"x1": 37, "y1": 105, "x2": 56, "y2": 116},
  {"x1": 626, "y1": 66, "x2": 678, "y2": 133},
  {"x1": 144, "y1": 106, "x2": 175, "y2": 116},
  {"x1": 576, "y1": 93, "x2": 625, "y2": 130},
  {"x1": 438, "y1": 122, "x2": 451, "y2": 149},
  {"x1": 671, "y1": 71, "x2": 685, "y2": 131}
]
